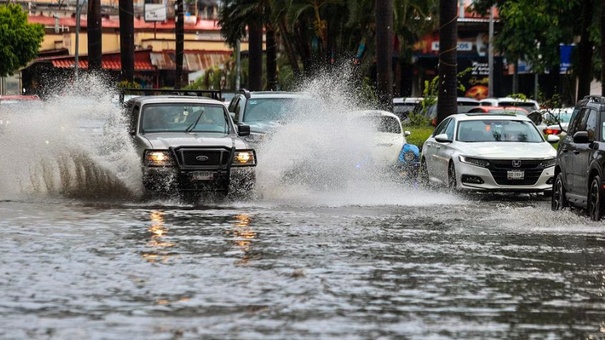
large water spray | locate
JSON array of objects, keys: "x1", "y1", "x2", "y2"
[{"x1": 0, "y1": 74, "x2": 142, "y2": 201}]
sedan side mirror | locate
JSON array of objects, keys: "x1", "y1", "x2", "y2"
[{"x1": 434, "y1": 133, "x2": 452, "y2": 143}]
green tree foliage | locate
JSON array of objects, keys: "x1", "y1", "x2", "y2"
[
  {"x1": 471, "y1": 0, "x2": 597, "y2": 101},
  {"x1": 0, "y1": 4, "x2": 44, "y2": 77}
]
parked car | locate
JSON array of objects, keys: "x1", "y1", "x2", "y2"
[
  {"x1": 122, "y1": 89, "x2": 257, "y2": 201},
  {"x1": 392, "y1": 97, "x2": 422, "y2": 122},
  {"x1": 415, "y1": 97, "x2": 480, "y2": 126},
  {"x1": 479, "y1": 97, "x2": 540, "y2": 112},
  {"x1": 419, "y1": 112, "x2": 559, "y2": 193},
  {"x1": 530, "y1": 107, "x2": 574, "y2": 137},
  {"x1": 467, "y1": 105, "x2": 529, "y2": 115},
  {"x1": 351, "y1": 110, "x2": 420, "y2": 181},
  {"x1": 551, "y1": 96, "x2": 605, "y2": 220},
  {"x1": 227, "y1": 89, "x2": 316, "y2": 147}
]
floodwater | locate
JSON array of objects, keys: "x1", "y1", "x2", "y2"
[
  {"x1": 2, "y1": 74, "x2": 605, "y2": 339},
  {"x1": 2, "y1": 192, "x2": 605, "y2": 339}
]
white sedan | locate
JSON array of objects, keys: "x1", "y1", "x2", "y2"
[
  {"x1": 420, "y1": 112, "x2": 559, "y2": 193},
  {"x1": 350, "y1": 110, "x2": 420, "y2": 174}
]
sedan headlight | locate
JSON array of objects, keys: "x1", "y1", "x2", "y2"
[
  {"x1": 540, "y1": 158, "x2": 556, "y2": 168},
  {"x1": 232, "y1": 149, "x2": 257, "y2": 166},
  {"x1": 144, "y1": 150, "x2": 175, "y2": 167},
  {"x1": 459, "y1": 155, "x2": 490, "y2": 168}
]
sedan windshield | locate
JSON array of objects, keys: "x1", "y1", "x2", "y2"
[
  {"x1": 142, "y1": 103, "x2": 228, "y2": 133},
  {"x1": 457, "y1": 119, "x2": 543, "y2": 142}
]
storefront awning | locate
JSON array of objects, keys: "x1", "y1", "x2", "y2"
[{"x1": 50, "y1": 59, "x2": 156, "y2": 71}]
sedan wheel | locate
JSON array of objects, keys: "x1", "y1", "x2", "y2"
[
  {"x1": 448, "y1": 162, "x2": 457, "y2": 191},
  {"x1": 588, "y1": 175, "x2": 603, "y2": 221},
  {"x1": 551, "y1": 173, "x2": 567, "y2": 211}
]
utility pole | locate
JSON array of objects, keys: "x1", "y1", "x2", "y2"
[
  {"x1": 88, "y1": 0, "x2": 102, "y2": 72},
  {"x1": 175, "y1": 0, "x2": 184, "y2": 89},
  {"x1": 119, "y1": 0, "x2": 134, "y2": 83},
  {"x1": 74, "y1": 0, "x2": 84, "y2": 80}
]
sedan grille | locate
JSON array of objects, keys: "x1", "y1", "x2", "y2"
[
  {"x1": 487, "y1": 159, "x2": 543, "y2": 186},
  {"x1": 172, "y1": 147, "x2": 233, "y2": 170}
]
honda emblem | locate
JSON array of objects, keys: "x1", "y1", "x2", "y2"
[{"x1": 512, "y1": 160, "x2": 521, "y2": 168}]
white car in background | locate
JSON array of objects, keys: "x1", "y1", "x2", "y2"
[
  {"x1": 420, "y1": 112, "x2": 559, "y2": 193},
  {"x1": 530, "y1": 107, "x2": 574, "y2": 137},
  {"x1": 480, "y1": 97, "x2": 540, "y2": 112},
  {"x1": 351, "y1": 110, "x2": 420, "y2": 180}
]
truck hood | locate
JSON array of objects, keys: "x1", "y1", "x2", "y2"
[{"x1": 144, "y1": 132, "x2": 250, "y2": 150}]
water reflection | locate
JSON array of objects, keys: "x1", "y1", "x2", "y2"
[
  {"x1": 142, "y1": 210, "x2": 175, "y2": 263},
  {"x1": 228, "y1": 213, "x2": 258, "y2": 265}
]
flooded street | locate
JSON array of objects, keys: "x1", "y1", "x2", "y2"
[
  {"x1": 2, "y1": 190, "x2": 605, "y2": 339},
  {"x1": 2, "y1": 76, "x2": 605, "y2": 339}
]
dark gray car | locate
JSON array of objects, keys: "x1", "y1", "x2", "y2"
[{"x1": 123, "y1": 93, "x2": 256, "y2": 200}]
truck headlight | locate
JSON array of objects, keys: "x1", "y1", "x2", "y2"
[
  {"x1": 144, "y1": 150, "x2": 175, "y2": 166},
  {"x1": 232, "y1": 150, "x2": 256, "y2": 166}
]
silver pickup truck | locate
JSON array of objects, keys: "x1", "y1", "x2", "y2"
[{"x1": 121, "y1": 89, "x2": 256, "y2": 201}]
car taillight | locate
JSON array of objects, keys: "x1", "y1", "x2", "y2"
[{"x1": 543, "y1": 128, "x2": 561, "y2": 135}]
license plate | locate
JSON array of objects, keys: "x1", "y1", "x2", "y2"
[
  {"x1": 191, "y1": 171, "x2": 213, "y2": 181},
  {"x1": 507, "y1": 170, "x2": 524, "y2": 180}
]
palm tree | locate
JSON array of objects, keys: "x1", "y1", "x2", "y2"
[{"x1": 218, "y1": 0, "x2": 264, "y2": 90}]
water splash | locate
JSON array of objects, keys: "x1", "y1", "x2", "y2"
[
  {"x1": 0, "y1": 74, "x2": 142, "y2": 200},
  {"x1": 255, "y1": 63, "x2": 459, "y2": 206}
]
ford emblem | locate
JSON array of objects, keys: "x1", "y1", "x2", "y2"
[{"x1": 196, "y1": 155, "x2": 209, "y2": 162}]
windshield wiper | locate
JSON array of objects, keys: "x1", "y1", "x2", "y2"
[{"x1": 185, "y1": 109, "x2": 205, "y2": 133}]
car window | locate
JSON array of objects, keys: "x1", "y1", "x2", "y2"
[
  {"x1": 444, "y1": 118, "x2": 455, "y2": 140},
  {"x1": 586, "y1": 109, "x2": 598, "y2": 141},
  {"x1": 357, "y1": 115, "x2": 402, "y2": 134},
  {"x1": 567, "y1": 107, "x2": 583, "y2": 135},
  {"x1": 576, "y1": 108, "x2": 591, "y2": 132},
  {"x1": 232, "y1": 97, "x2": 242, "y2": 122},
  {"x1": 243, "y1": 98, "x2": 303, "y2": 123},
  {"x1": 457, "y1": 119, "x2": 544, "y2": 142},
  {"x1": 141, "y1": 103, "x2": 228, "y2": 133},
  {"x1": 498, "y1": 101, "x2": 537, "y2": 111},
  {"x1": 433, "y1": 117, "x2": 451, "y2": 136}
]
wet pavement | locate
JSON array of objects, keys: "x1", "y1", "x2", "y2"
[
  {"x1": 2, "y1": 189, "x2": 605, "y2": 339},
  {"x1": 2, "y1": 76, "x2": 605, "y2": 339}
]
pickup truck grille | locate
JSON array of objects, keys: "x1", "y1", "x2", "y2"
[{"x1": 173, "y1": 147, "x2": 232, "y2": 169}]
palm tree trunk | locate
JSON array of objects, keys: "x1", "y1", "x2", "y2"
[
  {"x1": 577, "y1": 0, "x2": 594, "y2": 100},
  {"x1": 375, "y1": 0, "x2": 393, "y2": 111},
  {"x1": 278, "y1": 19, "x2": 301, "y2": 77},
  {"x1": 437, "y1": 0, "x2": 458, "y2": 125},
  {"x1": 266, "y1": 26, "x2": 278, "y2": 90},
  {"x1": 87, "y1": 0, "x2": 102, "y2": 72},
  {"x1": 248, "y1": 19, "x2": 263, "y2": 90}
]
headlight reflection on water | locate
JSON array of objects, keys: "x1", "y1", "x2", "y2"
[
  {"x1": 229, "y1": 213, "x2": 257, "y2": 265},
  {"x1": 142, "y1": 210, "x2": 175, "y2": 263}
]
